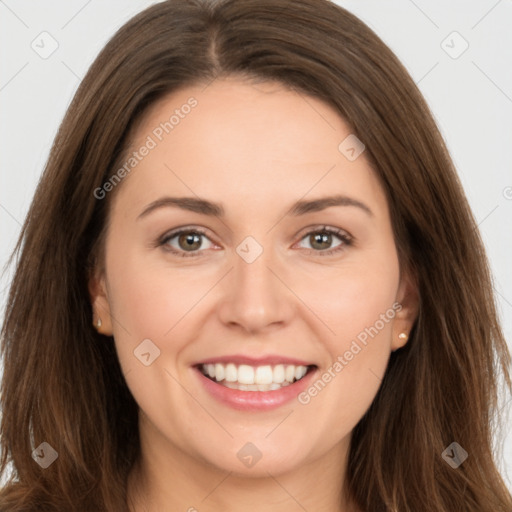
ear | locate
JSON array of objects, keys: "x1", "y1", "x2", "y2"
[
  {"x1": 88, "y1": 269, "x2": 113, "y2": 336},
  {"x1": 392, "y1": 270, "x2": 419, "y2": 351}
]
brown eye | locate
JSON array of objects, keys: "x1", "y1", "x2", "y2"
[
  {"x1": 308, "y1": 232, "x2": 334, "y2": 250},
  {"x1": 177, "y1": 232, "x2": 203, "y2": 251},
  {"x1": 296, "y1": 227, "x2": 352, "y2": 256},
  {"x1": 160, "y1": 228, "x2": 215, "y2": 257}
]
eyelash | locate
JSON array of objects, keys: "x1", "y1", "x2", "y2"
[{"x1": 157, "y1": 225, "x2": 353, "y2": 258}]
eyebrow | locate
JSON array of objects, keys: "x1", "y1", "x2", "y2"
[{"x1": 137, "y1": 194, "x2": 373, "y2": 220}]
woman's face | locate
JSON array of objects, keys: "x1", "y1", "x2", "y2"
[{"x1": 91, "y1": 77, "x2": 416, "y2": 478}]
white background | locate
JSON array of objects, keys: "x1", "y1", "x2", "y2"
[{"x1": 1, "y1": 0, "x2": 511, "y2": 492}]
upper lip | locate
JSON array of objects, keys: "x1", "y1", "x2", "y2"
[{"x1": 193, "y1": 355, "x2": 316, "y2": 367}]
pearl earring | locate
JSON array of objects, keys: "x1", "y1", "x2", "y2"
[
  {"x1": 95, "y1": 317, "x2": 102, "y2": 328},
  {"x1": 398, "y1": 332, "x2": 408, "y2": 341}
]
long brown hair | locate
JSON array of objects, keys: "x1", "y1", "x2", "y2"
[{"x1": 1, "y1": 0, "x2": 511, "y2": 510}]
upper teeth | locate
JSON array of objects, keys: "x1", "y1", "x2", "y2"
[{"x1": 201, "y1": 363, "x2": 309, "y2": 385}]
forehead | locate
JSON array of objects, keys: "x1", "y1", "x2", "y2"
[{"x1": 111, "y1": 78, "x2": 386, "y2": 220}]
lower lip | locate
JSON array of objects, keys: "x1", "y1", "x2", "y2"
[{"x1": 194, "y1": 367, "x2": 317, "y2": 411}]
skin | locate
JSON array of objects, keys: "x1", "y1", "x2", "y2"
[{"x1": 89, "y1": 77, "x2": 418, "y2": 512}]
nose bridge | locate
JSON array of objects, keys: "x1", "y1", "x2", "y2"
[
  {"x1": 217, "y1": 235, "x2": 292, "y2": 332},
  {"x1": 236, "y1": 242, "x2": 275, "y2": 298}
]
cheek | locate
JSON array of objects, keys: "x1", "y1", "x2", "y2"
[
  {"x1": 294, "y1": 246, "x2": 400, "y2": 413},
  {"x1": 104, "y1": 247, "x2": 203, "y2": 428},
  {"x1": 105, "y1": 237, "x2": 205, "y2": 341},
  {"x1": 295, "y1": 251, "x2": 400, "y2": 349}
]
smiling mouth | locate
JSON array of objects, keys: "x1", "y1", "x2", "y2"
[{"x1": 197, "y1": 362, "x2": 317, "y2": 391}]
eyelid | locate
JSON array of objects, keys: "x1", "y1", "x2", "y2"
[
  {"x1": 157, "y1": 224, "x2": 353, "y2": 258},
  {"x1": 292, "y1": 225, "x2": 353, "y2": 255},
  {"x1": 158, "y1": 225, "x2": 211, "y2": 244},
  {"x1": 294, "y1": 224, "x2": 352, "y2": 242},
  {"x1": 157, "y1": 225, "x2": 218, "y2": 257}
]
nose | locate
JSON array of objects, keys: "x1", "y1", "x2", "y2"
[{"x1": 216, "y1": 242, "x2": 294, "y2": 335}]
